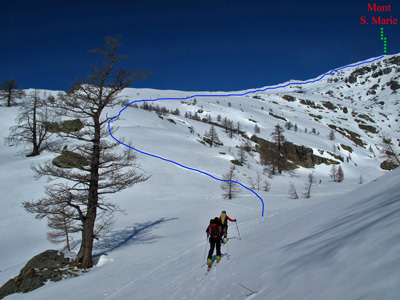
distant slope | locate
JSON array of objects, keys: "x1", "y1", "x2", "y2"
[{"x1": 114, "y1": 53, "x2": 399, "y2": 181}]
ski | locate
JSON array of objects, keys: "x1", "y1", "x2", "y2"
[{"x1": 205, "y1": 259, "x2": 219, "y2": 274}]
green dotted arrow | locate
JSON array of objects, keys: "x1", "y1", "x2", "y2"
[{"x1": 381, "y1": 28, "x2": 387, "y2": 53}]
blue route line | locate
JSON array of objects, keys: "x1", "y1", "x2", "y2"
[{"x1": 108, "y1": 55, "x2": 385, "y2": 217}]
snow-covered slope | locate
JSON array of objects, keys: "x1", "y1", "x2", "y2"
[
  {"x1": 0, "y1": 53, "x2": 399, "y2": 299},
  {"x1": 2, "y1": 140, "x2": 399, "y2": 300},
  {"x1": 114, "y1": 53, "x2": 400, "y2": 180}
]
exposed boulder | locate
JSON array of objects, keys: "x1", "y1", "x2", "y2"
[
  {"x1": 0, "y1": 250, "x2": 81, "y2": 299},
  {"x1": 380, "y1": 160, "x2": 399, "y2": 171},
  {"x1": 45, "y1": 119, "x2": 84, "y2": 134},
  {"x1": 52, "y1": 150, "x2": 89, "y2": 169}
]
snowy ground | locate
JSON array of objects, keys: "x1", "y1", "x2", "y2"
[
  {"x1": 1, "y1": 144, "x2": 399, "y2": 299},
  {"x1": 1, "y1": 55, "x2": 399, "y2": 299}
]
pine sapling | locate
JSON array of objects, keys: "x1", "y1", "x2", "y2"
[
  {"x1": 329, "y1": 130, "x2": 336, "y2": 141},
  {"x1": 303, "y1": 171, "x2": 317, "y2": 198},
  {"x1": 288, "y1": 182, "x2": 299, "y2": 199},
  {"x1": 248, "y1": 177, "x2": 256, "y2": 190},
  {"x1": 255, "y1": 173, "x2": 263, "y2": 190},
  {"x1": 221, "y1": 165, "x2": 240, "y2": 199},
  {"x1": 330, "y1": 164, "x2": 338, "y2": 182},
  {"x1": 337, "y1": 165, "x2": 344, "y2": 182},
  {"x1": 263, "y1": 180, "x2": 271, "y2": 191}
]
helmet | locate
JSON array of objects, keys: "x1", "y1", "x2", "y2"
[{"x1": 222, "y1": 210, "x2": 226, "y2": 214}]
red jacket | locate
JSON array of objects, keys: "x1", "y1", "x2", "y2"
[{"x1": 219, "y1": 215, "x2": 236, "y2": 227}]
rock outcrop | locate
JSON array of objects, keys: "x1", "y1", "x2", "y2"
[
  {"x1": 251, "y1": 136, "x2": 339, "y2": 168},
  {"x1": 380, "y1": 159, "x2": 399, "y2": 171},
  {"x1": 0, "y1": 250, "x2": 81, "y2": 299}
]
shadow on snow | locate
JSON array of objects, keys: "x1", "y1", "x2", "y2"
[{"x1": 89, "y1": 217, "x2": 178, "y2": 262}]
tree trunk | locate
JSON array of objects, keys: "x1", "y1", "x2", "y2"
[
  {"x1": 30, "y1": 92, "x2": 40, "y2": 156},
  {"x1": 7, "y1": 89, "x2": 12, "y2": 107},
  {"x1": 77, "y1": 116, "x2": 101, "y2": 268},
  {"x1": 28, "y1": 144, "x2": 40, "y2": 157},
  {"x1": 77, "y1": 215, "x2": 96, "y2": 267},
  {"x1": 306, "y1": 185, "x2": 311, "y2": 198},
  {"x1": 64, "y1": 216, "x2": 71, "y2": 252}
]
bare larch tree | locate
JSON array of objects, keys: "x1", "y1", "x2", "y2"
[
  {"x1": 5, "y1": 89, "x2": 52, "y2": 156},
  {"x1": 237, "y1": 144, "x2": 247, "y2": 164},
  {"x1": 0, "y1": 79, "x2": 25, "y2": 107},
  {"x1": 263, "y1": 179, "x2": 271, "y2": 191},
  {"x1": 254, "y1": 173, "x2": 263, "y2": 190},
  {"x1": 288, "y1": 182, "x2": 299, "y2": 199},
  {"x1": 23, "y1": 36, "x2": 151, "y2": 268},
  {"x1": 204, "y1": 125, "x2": 221, "y2": 146},
  {"x1": 337, "y1": 165, "x2": 344, "y2": 182},
  {"x1": 303, "y1": 171, "x2": 317, "y2": 198},
  {"x1": 271, "y1": 124, "x2": 285, "y2": 151},
  {"x1": 328, "y1": 130, "x2": 336, "y2": 141},
  {"x1": 47, "y1": 200, "x2": 82, "y2": 251},
  {"x1": 260, "y1": 141, "x2": 287, "y2": 175},
  {"x1": 221, "y1": 165, "x2": 240, "y2": 199},
  {"x1": 330, "y1": 164, "x2": 338, "y2": 182}
]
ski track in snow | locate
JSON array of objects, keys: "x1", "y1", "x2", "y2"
[
  {"x1": 108, "y1": 55, "x2": 385, "y2": 218},
  {"x1": 103, "y1": 234, "x2": 225, "y2": 300},
  {"x1": 102, "y1": 195, "x2": 317, "y2": 299}
]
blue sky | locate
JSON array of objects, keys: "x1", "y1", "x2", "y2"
[{"x1": 1, "y1": 0, "x2": 398, "y2": 91}]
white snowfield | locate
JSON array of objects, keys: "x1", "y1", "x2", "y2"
[{"x1": 0, "y1": 54, "x2": 399, "y2": 299}]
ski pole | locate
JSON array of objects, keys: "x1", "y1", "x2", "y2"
[
  {"x1": 236, "y1": 221, "x2": 241, "y2": 240},
  {"x1": 226, "y1": 241, "x2": 230, "y2": 260},
  {"x1": 202, "y1": 236, "x2": 208, "y2": 266}
]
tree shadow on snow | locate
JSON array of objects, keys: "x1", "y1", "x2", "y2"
[{"x1": 91, "y1": 217, "x2": 178, "y2": 262}]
